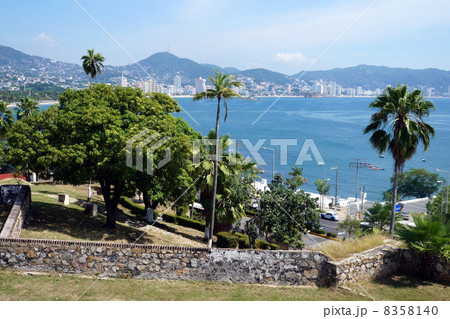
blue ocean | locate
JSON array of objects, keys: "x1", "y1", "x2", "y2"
[
  {"x1": 173, "y1": 97, "x2": 450, "y2": 201},
  {"x1": 38, "y1": 96, "x2": 450, "y2": 201}
]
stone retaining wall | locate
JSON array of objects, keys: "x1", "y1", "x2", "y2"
[
  {"x1": 327, "y1": 245, "x2": 404, "y2": 285},
  {"x1": 0, "y1": 238, "x2": 330, "y2": 286},
  {"x1": 0, "y1": 185, "x2": 31, "y2": 239}
]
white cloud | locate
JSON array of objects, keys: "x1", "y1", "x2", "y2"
[
  {"x1": 33, "y1": 32, "x2": 58, "y2": 47},
  {"x1": 274, "y1": 52, "x2": 312, "y2": 64}
]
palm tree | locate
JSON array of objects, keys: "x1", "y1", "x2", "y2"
[
  {"x1": 81, "y1": 49, "x2": 105, "y2": 84},
  {"x1": 314, "y1": 178, "x2": 330, "y2": 211},
  {"x1": 16, "y1": 98, "x2": 39, "y2": 120},
  {"x1": 364, "y1": 85, "x2": 435, "y2": 235},
  {"x1": 0, "y1": 101, "x2": 13, "y2": 138},
  {"x1": 193, "y1": 73, "x2": 243, "y2": 248},
  {"x1": 287, "y1": 166, "x2": 307, "y2": 189},
  {"x1": 194, "y1": 131, "x2": 255, "y2": 237}
]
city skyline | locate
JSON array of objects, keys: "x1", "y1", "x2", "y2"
[{"x1": 1, "y1": 0, "x2": 450, "y2": 74}]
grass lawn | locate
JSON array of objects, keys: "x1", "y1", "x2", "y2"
[
  {"x1": 0, "y1": 179, "x2": 206, "y2": 247},
  {"x1": 0, "y1": 271, "x2": 447, "y2": 301}
]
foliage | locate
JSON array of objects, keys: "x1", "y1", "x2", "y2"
[
  {"x1": 364, "y1": 202, "x2": 400, "y2": 231},
  {"x1": 0, "y1": 100, "x2": 13, "y2": 138},
  {"x1": 6, "y1": 108, "x2": 57, "y2": 179},
  {"x1": 326, "y1": 232, "x2": 337, "y2": 238},
  {"x1": 119, "y1": 196, "x2": 146, "y2": 216},
  {"x1": 244, "y1": 219, "x2": 259, "y2": 248},
  {"x1": 385, "y1": 168, "x2": 440, "y2": 199},
  {"x1": 338, "y1": 216, "x2": 361, "y2": 238},
  {"x1": 396, "y1": 214, "x2": 450, "y2": 261},
  {"x1": 216, "y1": 231, "x2": 279, "y2": 250},
  {"x1": 426, "y1": 186, "x2": 450, "y2": 222},
  {"x1": 314, "y1": 178, "x2": 330, "y2": 210},
  {"x1": 193, "y1": 69, "x2": 243, "y2": 244},
  {"x1": 16, "y1": 97, "x2": 39, "y2": 120},
  {"x1": 256, "y1": 174, "x2": 318, "y2": 248},
  {"x1": 287, "y1": 166, "x2": 307, "y2": 189},
  {"x1": 81, "y1": 49, "x2": 105, "y2": 82},
  {"x1": 161, "y1": 214, "x2": 206, "y2": 232},
  {"x1": 0, "y1": 83, "x2": 64, "y2": 103},
  {"x1": 364, "y1": 84, "x2": 435, "y2": 235}
]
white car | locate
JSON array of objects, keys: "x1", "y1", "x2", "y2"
[
  {"x1": 321, "y1": 212, "x2": 340, "y2": 221},
  {"x1": 401, "y1": 211, "x2": 410, "y2": 220}
]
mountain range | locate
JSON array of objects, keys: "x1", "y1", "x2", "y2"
[{"x1": 1, "y1": 44, "x2": 450, "y2": 93}]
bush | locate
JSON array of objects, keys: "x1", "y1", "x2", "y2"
[
  {"x1": 162, "y1": 214, "x2": 206, "y2": 232},
  {"x1": 216, "y1": 232, "x2": 279, "y2": 250},
  {"x1": 120, "y1": 197, "x2": 147, "y2": 216},
  {"x1": 313, "y1": 228, "x2": 326, "y2": 235},
  {"x1": 326, "y1": 231, "x2": 337, "y2": 238}
]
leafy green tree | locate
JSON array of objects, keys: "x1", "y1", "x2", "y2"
[
  {"x1": 363, "y1": 202, "x2": 400, "y2": 231},
  {"x1": 6, "y1": 108, "x2": 57, "y2": 180},
  {"x1": 364, "y1": 85, "x2": 435, "y2": 235},
  {"x1": 16, "y1": 97, "x2": 39, "y2": 120},
  {"x1": 50, "y1": 85, "x2": 181, "y2": 229},
  {"x1": 314, "y1": 178, "x2": 330, "y2": 211},
  {"x1": 126, "y1": 117, "x2": 200, "y2": 221},
  {"x1": 338, "y1": 216, "x2": 361, "y2": 238},
  {"x1": 397, "y1": 168, "x2": 440, "y2": 198},
  {"x1": 81, "y1": 49, "x2": 105, "y2": 84},
  {"x1": 193, "y1": 72, "x2": 242, "y2": 248},
  {"x1": 256, "y1": 174, "x2": 319, "y2": 248}
]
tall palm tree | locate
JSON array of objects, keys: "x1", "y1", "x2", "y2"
[
  {"x1": 364, "y1": 85, "x2": 435, "y2": 235},
  {"x1": 0, "y1": 101, "x2": 13, "y2": 138},
  {"x1": 16, "y1": 97, "x2": 39, "y2": 120},
  {"x1": 193, "y1": 71, "x2": 242, "y2": 248},
  {"x1": 288, "y1": 166, "x2": 307, "y2": 189},
  {"x1": 81, "y1": 49, "x2": 105, "y2": 85}
]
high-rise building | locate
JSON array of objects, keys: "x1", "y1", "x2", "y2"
[
  {"x1": 174, "y1": 75, "x2": 182, "y2": 91},
  {"x1": 336, "y1": 85, "x2": 342, "y2": 96},
  {"x1": 117, "y1": 77, "x2": 127, "y2": 87},
  {"x1": 356, "y1": 86, "x2": 363, "y2": 96},
  {"x1": 195, "y1": 77, "x2": 206, "y2": 93}
]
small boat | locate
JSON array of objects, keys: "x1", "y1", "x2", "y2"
[
  {"x1": 422, "y1": 159, "x2": 427, "y2": 162},
  {"x1": 379, "y1": 154, "x2": 384, "y2": 158}
]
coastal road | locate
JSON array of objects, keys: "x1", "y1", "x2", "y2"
[
  {"x1": 320, "y1": 218, "x2": 341, "y2": 236},
  {"x1": 303, "y1": 233, "x2": 330, "y2": 249}
]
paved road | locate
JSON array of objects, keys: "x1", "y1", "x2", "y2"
[
  {"x1": 320, "y1": 218, "x2": 343, "y2": 237},
  {"x1": 303, "y1": 233, "x2": 331, "y2": 248}
]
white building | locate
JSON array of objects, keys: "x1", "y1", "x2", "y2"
[
  {"x1": 356, "y1": 86, "x2": 363, "y2": 96},
  {"x1": 117, "y1": 77, "x2": 127, "y2": 87},
  {"x1": 174, "y1": 75, "x2": 182, "y2": 93},
  {"x1": 195, "y1": 77, "x2": 206, "y2": 93}
]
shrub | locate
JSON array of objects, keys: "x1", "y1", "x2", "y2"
[
  {"x1": 313, "y1": 228, "x2": 326, "y2": 235},
  {"x1": 120, "y1": 197, "x2": 146, "y2": 216},
  {"x1": 162, "y1": 214, "x2": 205, "y2": 232},
  {"x1": 216, "y1": 232, "x2": 279, "y2": 250},
  {"x1": 326, "y1": 231, "x2": 337, "y2": 238}
]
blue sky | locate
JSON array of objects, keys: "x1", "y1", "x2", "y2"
[{"x1": 2, "y1": 0, "x2": 450, "y2": 74}]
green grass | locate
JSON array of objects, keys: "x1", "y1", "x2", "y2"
[
  {"x1": 0, "y1": 179, "x2": 206, "y2": 247},
  {"x1": 0, "y1": 271, "x2": 447, "y2": 301}
]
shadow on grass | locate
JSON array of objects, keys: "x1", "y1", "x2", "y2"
[
  {"x1": 152, "y1": 221, "x2": 206, "y2": 244},
  {"x1": 374, "y1": 275, "x2": 438, "y2": 289},
  {"x1": 27, "y1": 199, "x2": 155, "y2": 244}
]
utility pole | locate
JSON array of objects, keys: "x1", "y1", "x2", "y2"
[
  {"x1": 331, "y1": 166, "x2": 338, "y2": 211},
  {"x1": 349, "y1": 159, "x2": 383, "y2": 202},
  {"x1": 360, "y1": 186, "x2": 365, "y2": 219}
]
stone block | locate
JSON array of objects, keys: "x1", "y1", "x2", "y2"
[{"x1": 58, "y1": 193, "x2": 69, "y2": 205}]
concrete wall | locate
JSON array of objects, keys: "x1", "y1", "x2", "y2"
[
  {"x1": 0, "y1": 185, "x2": 31, "y2": 239},
  {"x1": 0, "y1": 238, "x2": 330, "y2": 286}
]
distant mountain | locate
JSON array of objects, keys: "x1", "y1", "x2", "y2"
[
  {"x1": 0, "y1": 44, "x2": 83, "y2": 78},
  {"x1": 292, "y1": 65, "x2": 450, "y2": 92},
  {"x1": 1, "y1": 44, "x2": 450, "y2": 93}
]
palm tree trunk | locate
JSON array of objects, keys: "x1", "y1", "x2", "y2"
[
  {"x1": 389, "y1": 161, "x2": 400, "y2": 235},
  {"x1": 208, "y1": 98, "x2": 221, "y2": 249}
]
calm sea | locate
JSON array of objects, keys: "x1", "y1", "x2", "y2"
[
  {"x1": 38, "y1": 96, "x2": 450, "y2": 201},
  {"x1": 174, "y1": 97, "x2": 450, "y2": 201}
]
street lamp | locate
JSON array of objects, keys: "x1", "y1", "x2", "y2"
[
  {"x1": 331, "y1": 166, "x2": 339, "y2": 212},
  {"x1": 318, "y1": 161, "x2": 326, "y2": 179},
  {"x1": 435, "y1": 169, "x2": 449, "y2": 216},
  {"x1": 262, "y1": 147, "x2": 275, "y2": 180}
]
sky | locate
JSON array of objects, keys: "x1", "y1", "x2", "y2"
[{"x1": 2, "y1": 0, "x2": 450, "y2": 75}]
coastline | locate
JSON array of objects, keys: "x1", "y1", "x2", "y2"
[{"x1": 7, "y1": 100, "x2": 58, "y2": 108}]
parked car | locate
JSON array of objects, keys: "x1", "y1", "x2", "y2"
[
  {"x1": 401, "y1": 211, "x2": 410, "y2": 220},
  {"x1": 321, "y1": 212, "x2": 340, "y2": 221}
]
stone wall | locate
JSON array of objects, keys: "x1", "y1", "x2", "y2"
[
  {"x1": 0, "y1": 185, "x2": 32, "y2": 239},
  {"x1": 327, "y1": 245, "x2": 404, "y2": 285},
  {"x1": 0, "y1": 238, "x2": 330, "y2": 286},
  {"x1": 402, "y1": 249, "x2": 450, "y2": 284}
]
